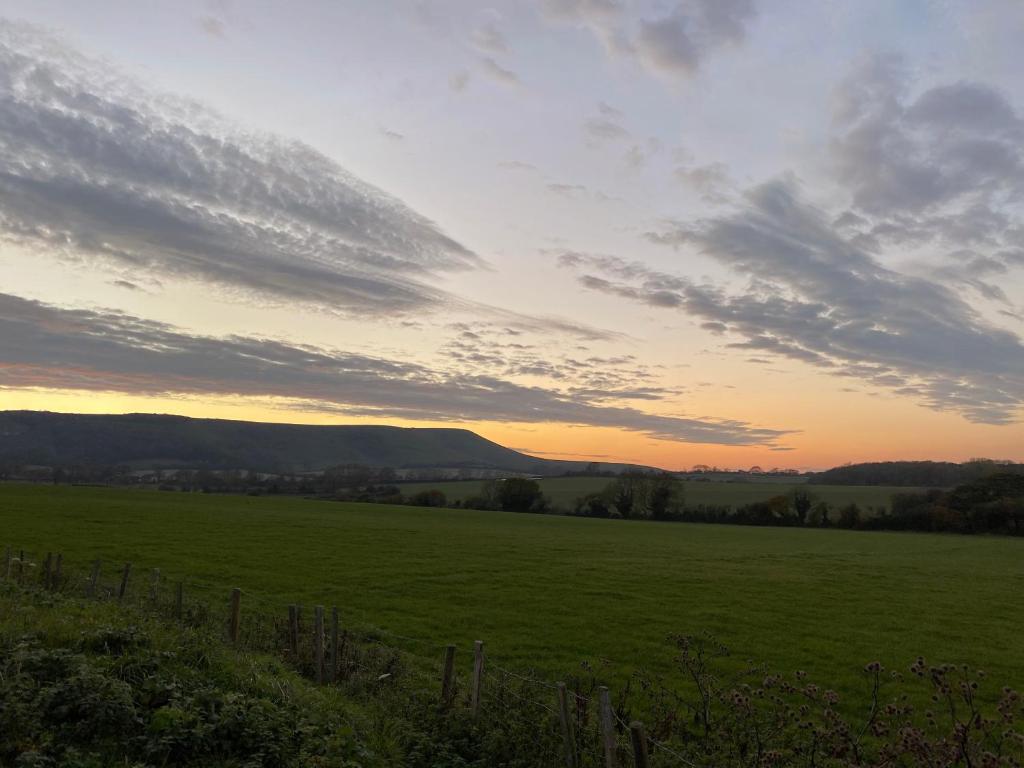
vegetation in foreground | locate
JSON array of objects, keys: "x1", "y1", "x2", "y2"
[
  {"x1": 2, "y1": 484, "x2": 1023, "y2": 702},
  {"x1": 1, "y1": 562, "x2": 1022, "y2": 767}
]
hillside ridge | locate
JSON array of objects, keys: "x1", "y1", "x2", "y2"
[{"x1": 0, "y1": 410, "x2": 647, "y2": 476}]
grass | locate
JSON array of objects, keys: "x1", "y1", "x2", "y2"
[
  {"x1": 397, "y1": 476, "x2": 926, "y2": 511},
  {"x1": 2, "y1": 483, "x2": 1021, "y2": 702}
]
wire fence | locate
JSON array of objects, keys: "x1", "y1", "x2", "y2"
[{"x1": 1, "y1": 542, "x2": 700, "y2": 768}]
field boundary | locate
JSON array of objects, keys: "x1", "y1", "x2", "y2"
[{"x1": 1, "y1": 542, "x2": 690, "y2": 768}]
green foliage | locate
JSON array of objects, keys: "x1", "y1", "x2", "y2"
[
  {"x1": 400, "y1": 475, "x2": 923, "y2": 513},
  {"x1": 492, "y1": 478, "x2": 546, "y2": 513},
  {"x1": 0, "y1": 601, "x2": 376, "y2": 767},
  {"x1": 810, "y1": 458, "x2": 1023, "y2": 487}
]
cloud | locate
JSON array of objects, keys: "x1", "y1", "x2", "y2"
[
  {"x1": 0, "y1": 21, "x2": 486, "y2": 318},
  {"x1": 829, "y1": 56, "x2": 1024, "y2": 253},
  {"x1": 197, "y1": 15, "x2": 226, "y2": 38},
  {"x1": 547, "y1": 182, "x2": 587, "y2": 196},
  {"x1": 557, "y1": 178, "x2": 1024, "y2": 424},
  {"x1": 0, "y1": 292, "x2": 788, "y2": 446},
  {"x1": 540, "y1": 0, "x2": 757, "y2": 80},
  {"x1": 472, "y1": 20, "x2": 508, "y2": 55},
  {"x1": 674, "y1": 161, "x2": 733, "y2": 203},
  {"x1": 498, "y1": 160, "x2": 537, "y2": 172},
  {"x1": 479, "y1": 56, "x2": 520, "y2": 85},
  {"x1": 449, "y1": 69, "x2": 471, "y2": 91}
]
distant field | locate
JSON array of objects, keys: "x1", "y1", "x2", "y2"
[
  {"x1": 2, "y1": 484, "x2": 1020, "y2": 700},
  {"x1": 397, "y1": 476, "x2": 927, "y2": 511}
]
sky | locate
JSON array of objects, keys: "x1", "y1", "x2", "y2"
[{"x1": 1, "y1": 0, "x2": 1023, "y2": 471}]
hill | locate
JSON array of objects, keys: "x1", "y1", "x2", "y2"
[
  {"x1": 809, "y1": 459, "x2": 1023, "y2": 487},
  {"x1": 0, "y1": 410, "x2": 645, "y2": 476}
]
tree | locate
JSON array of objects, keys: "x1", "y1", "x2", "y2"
[
  {"x1": 790, "y1": 488, "x2": 814, "y2": 525},
  {"x1": 496, "y1": 478, "x2": 545, "y2": 513},
  {"x1": 838, "y1": 503, "x2": 862, "y2": 528}
]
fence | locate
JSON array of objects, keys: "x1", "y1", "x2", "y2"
[{"x1": 0, "y1": 543, "x2": 699, "y2": 768}]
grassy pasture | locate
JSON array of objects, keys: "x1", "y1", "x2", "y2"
[
  {"x1": 398, "y1": 476, "x2": 926, "y2": 511},
  {"x1": 1, "y1": 483, "x2": 1020, "y2": 701}
]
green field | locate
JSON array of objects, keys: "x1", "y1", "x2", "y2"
[
  {"x1": 2, "y1": 483, "x2": 1020, "y2": 700},
  {"x1": 398, "y1": 476, "x2": 925, "y2": 511}
]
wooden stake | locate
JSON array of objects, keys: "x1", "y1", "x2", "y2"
[
  {"x1": 440, "y1": 644, "x2": 456, "y2": 708},
  {"x1": 470, "y1": 640, "x2": 485, "y2": 718},
  {"x1": 557, "y1": 682, "x2": 578, "y2": 768},
  {"x1": 87, "y1": 559, "x2": 101, "y2": 597},
  {"x1": 42, "y1": 552, "x2": 52, "y2": 589},
  {"x1": 629, "y1": 721, "x2": 649, "y2": 768},
  {"x1": 329, "y1": 607, "x2": 339, "y2": 683},
  {"x1": 149, "y1": 568, "x2": 160, "y2": 603},
  {"x1": 53, "y1": 553, "x2": 62, "y2": 591},
  {"x1": 313, "y1": 605, "x2": 325, "y2": 684},
  {"x1": 174, "y1": 582, "x2": 183, "y2": 620},
  {"x1": 288, "y1": 604, "x2": 299, "y2": 656},
  {"x1": 17, "y1": 549, "x2": 24, "y2": 584},
  {"x1": 118, "y1": 562, "x2": 132, "y2": 600},
  {"x1": 229, "y1": 588, "x2": 242, "y2": 644},
  {"x1": 599, "y1": 686, "x2": 618, "y2": 768}
]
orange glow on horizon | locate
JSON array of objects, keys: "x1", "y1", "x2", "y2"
[{"x1": 2, "y1": 387, "x2": 1022, "y2": 472}]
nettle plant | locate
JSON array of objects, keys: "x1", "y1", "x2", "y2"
[{"x1": 612, "y1": 634, "x2": 1024, "y2": 768}]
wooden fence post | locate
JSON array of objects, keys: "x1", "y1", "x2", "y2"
[
  {"x1": 3, "y1": 546, "x2": 10, "y2": 579},
  {"x1": 42, "y1": 552, "x2": 52, "y2": 589},
  {"x1": 599, "y1": 686, "x2": 617, "y2": 768},
  {"x1": 557, "y1": 682, "x2": 578, "y2": 768},
  {"x1": 149, "y1": 568, "x2": 160, "y2": 603},
  {"x1": 329, "y1": 607, "x2": 339, "y2": 683},
  {"x1": 440, "y1": 644, "x2": 456, "y2": 708},
  {"x1": 175, "y1": 582, "x2": 183, "y2": 620},
  {"x1": 17, "y1": 550, "x2": 24, "y2": 584},
  {"x1": 629, "y1": 721, "x2": 649, "y2": 768},
  {"x1": 229, "y1": 588, "x2": 242, "y2": 644},
  {"x1": 53, "y1": 553, "x2": 62, "y2": 591},
  {"x1": 470, "y1": 640, "x2": 485, "y2": 717},
  {"x1": 87, "y1": 559, "x2": 101, "y2": 597},
  {"x1": 288, "y1": 604, "x2": 299, "y2": 656},
  {"x1": 313, "y1": 606, "x2": 325, "y2": 684},
  {"x1": 118, "y1": 563, "x2": 132, "y2": 601}
]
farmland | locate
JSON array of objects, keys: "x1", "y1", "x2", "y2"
[
  {"x1": 2, "y1": 483, "x2": 1020, "y2": 702},
  {"x1": 397, "y1": 476, "x2": 926, "y2": 511}
]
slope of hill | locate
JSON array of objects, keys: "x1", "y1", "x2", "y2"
[
  {"x1": 0, "y1": 411, "x2": 644, "y2": 476},
  {"x1": 809, "y1": 460, "x2": 1023, "y2": 487}
]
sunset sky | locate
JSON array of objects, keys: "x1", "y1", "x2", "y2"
[{"x1": 1, "y1": 1, "x2": 1023, "y2": 470}]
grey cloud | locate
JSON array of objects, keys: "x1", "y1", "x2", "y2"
[
  {"x1": 674, "y1": 161, "x2": 733, "y2": 203},
  {"x1": 472, "y1": 21, "x2": 508, "y2": 54},
  {"x1": 498, "y1": 160, "x2": 537, "y2": 172},
  {"x1": 0, "y1": 22, "x2": 481, "y2": 317},
  {"x1": 547, "y1": 182, "x2": 587, "y2": 196},
  {"x1": 0, "y1": 292, "x2": 788, "y2": 446},
  {"x1": 538, "y1": 0, "x2": 620, "y2": 23},
  {"x1": 449, "y1": 69, "x2": 471, "y2": 91},
  {"x1": 540, "y1": 0, "x2": 756, "y2": 79},
  {"x1": 830, "y1": 57, "x2": 1024, "y2": 244},
  {"x1": 197, "y1": 15, "x2": 226, "y2": 38},
  {"x1": 583, "y1": 101, "x2": 630, "y2": 142},
  {"x1": 479, "y1": 56, "x2": 520, "y2": 85},
  {"x1": 559, "y1": 178, "x2": 1024, "y2": 423}
]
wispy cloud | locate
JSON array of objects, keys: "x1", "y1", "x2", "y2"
[
  {"x1": 558, "y1": 177, "x2": 1024, "y2": 424},
  {"x1": 0, "y1": 22, "x2": 480, "y2": 317},
  {"x1": 539, "y1": 0, "x2": 758, "y2": 80},
  {"x1": 479, "y1": 56, "x2": 520, "y2": 85},
  {"x1": 0, "y1": 292, "x2": 789, "y2": 446}
]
